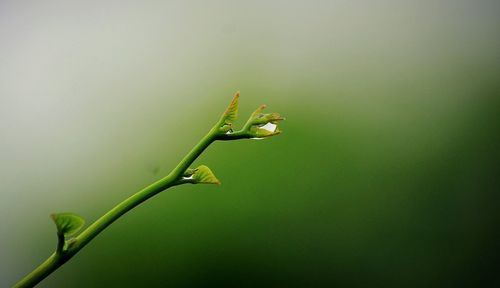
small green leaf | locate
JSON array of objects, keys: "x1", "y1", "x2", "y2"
[
  {"x1": 252, "y1": 112, "x2": 285, "y2": 125},
  {"x1": 249, "y1": 123, "x2": 281, "y2": 138},
  {"x1": 243, "y1": 104, "x2": 284, "y2": 139},
  {"x1": 222, "y1": 91, "x2": 240, "y2": 123},
  {"x1": 51, "y1": 212, "x2": 85, "y2": 237},
  {"x1": 247, "y1": 104, "x2": 284, "y2": 124},
  {"x1": 192, "y1": 165, "x2": 221, "y2": 185}
]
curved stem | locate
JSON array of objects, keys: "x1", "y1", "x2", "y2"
[
  {"x1": 14, "y1": 253, "x2": 64, "y2": 288},
  {"x1": 14, "y1": 92, "x2": 283, "y2": 288},
  {"x1": 75, "y1": 128, "x2": 217, "y2": 249},
  {"x1": 14, "y1": 120, "x2": 221, "y2": 288}
]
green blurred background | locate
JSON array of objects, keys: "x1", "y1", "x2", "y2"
[{"x1": 1, "y1": 0, "x2": 499, "y2": 287}]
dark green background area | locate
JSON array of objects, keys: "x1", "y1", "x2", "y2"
[{"x1": 1, "y1": 1, "x2": 499, "y2": 287}]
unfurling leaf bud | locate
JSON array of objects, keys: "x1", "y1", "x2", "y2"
[
  {"x1": 219, "y1": 124, "x2": 233, "y2": 133},
  {"x1": 214, "y1": 92, "x2": 284, "y2": 140},
  {"x1": 249, "y1": 122, "x2": 281, "y2": 138},
  {"x1": 244, "y1": 104, "x2": 284, "y2": 139},
  {"x1": 221, "y1": 91, "x2": 240, "y2": 124},
  {"x1": 51, "y1": 212, "x2": 85, "y2": 238},
  {"x1": 185, "y1": 165, "x2": 221, "y2": 185},
  {"x1": 183, "y1": 168, "x2": 196, "y2": 177}
]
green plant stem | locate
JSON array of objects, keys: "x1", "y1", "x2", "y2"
[
  {"x1": 14, "y1": 92, "x2": 283, "y2": 288},
  {"x1": 15, "y1": 120, "x2": 222, "y2": 288}
]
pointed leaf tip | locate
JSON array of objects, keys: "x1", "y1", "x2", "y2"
[
  {"x1": 51, "y1": 212, "x2": 85, "y2": 237},
  {"x1": 250, "y1": 104, "x2": 267, "y2": 119},
  {"x1": 192, "y1": 165, "x2": 221, "y2": 185},
  {"x1": 222, "y1": 91, "x2": 240, "y2": 123}
]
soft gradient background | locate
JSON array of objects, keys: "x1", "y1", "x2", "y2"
[{"x1": 1, "y1": 0, "x2": 499, "y2": 287}]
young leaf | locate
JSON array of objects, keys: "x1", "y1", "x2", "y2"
[
  {"x1": 249, "y1": 123, "x2": 281, "y2": 138},
  {"x1": 192, "y1": 165, "x2": 221, "y2": 185},
  {"x1": 222, "y1": 91, "x2": 240, "y2": 123},
  {"x1": 51, "y1": 212, "x2": 85, "y2": 237},
  {"x1": 246, "y1": 104, "x2": 284, "y2": 124}
]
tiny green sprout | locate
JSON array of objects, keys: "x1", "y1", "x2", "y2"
[
  {"x1": 222, "y1": 91, "x2": 240, "y2": 124},
  {"x1": 51, "y1": 212, "x2": 85, "y2": 254},
  {"x1": 217, "y1": 100, "x2": 285, "y2": 141},
  {"x1": 178, "y1": 165, "x2": 221, "y2": 185},
  {"x1": 191, "y1": 165, "x2": 221, "y2": 185},
  {"x1": 14, "y1": 91, "x2": 284, "y2": 288},
  {"x1": 51, "y1": 213, "x2": 85, "y2": 238}
]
